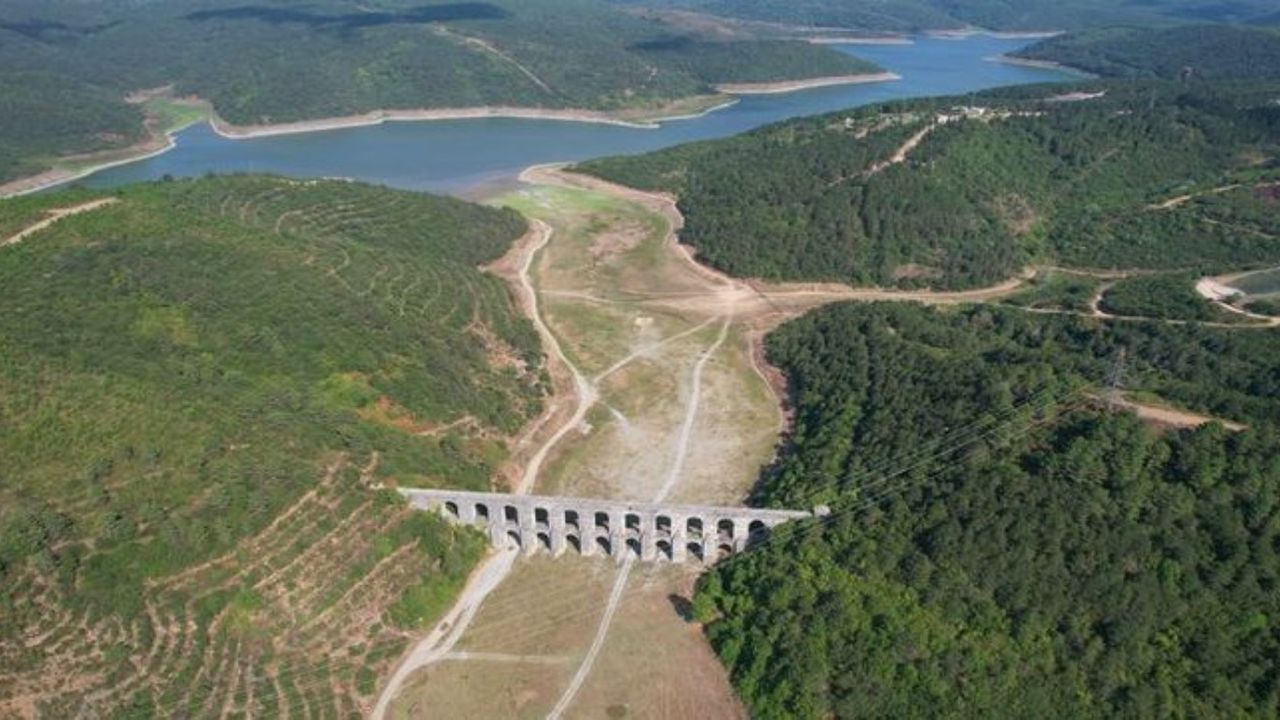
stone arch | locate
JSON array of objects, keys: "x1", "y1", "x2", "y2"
[
  {"x1": 717, "y1": 518, "x2": 735, "y2": 539},
  {"x1": 565, "y1": 509, "x2": 580, "y2": 529},
  {"x1": 686, "y1": 541, "x2": 704, "y2": 562},
  {"x1": 655, "y1": 539, "x2": 673, "y2": 561},
  {"x1": 747, "y1": 519, "x2": 767, "y2": 544},
  {"x1": 504, "y1": 505, "x2": 519, "y2": 523},
  {"x1": 595, "y1": 536, "x2": 612, "y2": 556},
  {"x1": 567, "y1": 535, "x2": 582, "y2": 553},
  {"x1": 443, "y1": 501, "x2": 459, "y2": 518},
  {"x1": 594, "y1": 511, "x2": 610, "y2": 530},
  {"x1": 686, "y1": 517, "x2": 704, "y2": 538},
  {"x1": 535, "y1": 507, "x2": 549, "y2": 525},
  {"x1": 474, "y1": 503, "x2": 490, "y2": 521},
  {"x1": 506, "y1": 530, "x2": 522, "y2": 548},
  {"x1": 537, "y1": 532, "x2": 552, "y2": 552},
  {"x1": 656, "y1": 515, "x2": 672, "y2": 533},
  {"x1": 625, "y1": 537, "x2": 642, "y2": 558},
  {"x1": 716, "y1": 542, "x2": 734, "y2": 559},
  {"x1": 625, "y1": 513, "x2": 641, "y2": 532}
]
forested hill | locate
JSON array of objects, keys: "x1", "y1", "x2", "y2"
[
  {"x1": 0, "y1": 177, "x2": 542, "y2": 716},
  {"x1": 694, "y1": 302, "x2": 1280, "y2": 718},
  {"x1": 1015, "y1": 25, "x2": 1280, "y2": 80},
  {"x1": 609, "y1": 0, "x2": 1280, "y2": 33},
  {"x1": 0, "y1": 0, "x2": 877, "y2": 186},
  {"x1": 576, "y1": 81, "x2": 1280, "y2": 289}
]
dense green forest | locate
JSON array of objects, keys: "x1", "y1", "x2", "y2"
[
  {"x1": 0, "y1": 0, "x2": 876, "y2": 184},
  {"x1": 0, "y1": 176, "x2": 542, "y2": 715},
  {"x1": 609, "y1": 0, "x2": 1280, "y2": 32},
  {"x1": 694, "y1": 302, "x2": 1280, "y2": 718},
  {"x1": 1017, "y1": 25, "x2": 1280, "y2": 80},
  {"x1": 632, "y1": 35, "x2": 880, "y2": 84},
  {"x1": 577, "y1": 81, "x2": 1280, "y2": 288},
  {"x1": 1098, "y1": 272, "x2": 1236, "y2": 323},
  {"x1": 0, "y1": 72, "x2": 146, "y2": 184}
]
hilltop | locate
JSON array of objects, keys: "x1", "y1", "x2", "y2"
[
  {"x1": 577, "y1": 81, "x2": 1280, "y2": 289},
  {"x1": 608, "y1": 0, "x2": 1280, "y2": 33},
  {"x1": 1015, "y1": 24, "x2": 1280, "y2": 80},
  {"x1": 0, "y1": 176, "x2": 543, "y2": 716}
]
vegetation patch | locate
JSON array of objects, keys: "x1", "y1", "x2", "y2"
[
  {"x1": 0, "y1": 175, "x2": 541, "y2": 716},
  {"x1": 1099, "y1": 272, "x2": 1239, "y2": 322},
  {"x1": 1002, "y1": 269, "x2": 1100, "y2": 312},
  {"x1": 577, "y1": 81, "x2": 1280, "y2": 289},
  {"x1": 1017, "y1": 25, "x2": 1280, "y2": 80},
  {"x1": 696, "y1": 302, "x2": 1280, "y2": 718}
]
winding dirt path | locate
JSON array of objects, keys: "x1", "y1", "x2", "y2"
[
  {"x1": 511, "y1": 220, "x2": 599, "y2": 493},
  {"x1": 372, "y1": 219, "x2": 589, "y2": 719},
  {"x1": 2, "y1": 198, "x2": 118, "y2": 247},
  {"x1": 1098, "y1": 393, "x2": 1246, "y2": 432}
]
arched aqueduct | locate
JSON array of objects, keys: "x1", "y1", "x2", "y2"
[{"x1": 401, "y1": 488, "x2": 813, "y2": 564}]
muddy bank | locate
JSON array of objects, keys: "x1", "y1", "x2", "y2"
[
  {"x1": 715, "y1": 71, "x2": 900, "y2": 95},
  {"x1": 989, "y1": 54, "x2": 1094, "y2": 76}
]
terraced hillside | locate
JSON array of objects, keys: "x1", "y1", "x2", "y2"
[
  {"x1": 0, "y1": 176, "x2": 543, "y2": 717},
  {"x1": 577, "y1": 81, "x2": 1280, "y2": 288}
]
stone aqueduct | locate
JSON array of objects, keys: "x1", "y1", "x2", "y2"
[{"x1": 402, "y1": 488, "x2": 813, "y2": 564}]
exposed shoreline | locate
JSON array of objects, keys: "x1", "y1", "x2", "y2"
[
  {"x1": 1, "y1": 97, "x2": 750, "y2": 199},
  {"x1": 808, "y1": 35, "x2": 913, "y2": 45},
  {"x1": 928, "y1": 28, "x2": 1062, "y2": 40},
  {"x1": 989, "y1": 53, "x2": 1096, "y2": 77},
  {"x1": 210, "y1": 105, "x2": 666, "y2": 139},
  {"x1": 0, "y1": 132, "x2": 179, "y2": 199},
  {"x1": 714, "y1": 71, "x2": 900, "y2": 95},
  {"x1": 1, "y1": 67, "x2": 896, "y2": 199}
]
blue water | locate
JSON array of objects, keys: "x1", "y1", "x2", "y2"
[{"x1": 82, "y1": 37, "x2": 1072, "y2": 195}]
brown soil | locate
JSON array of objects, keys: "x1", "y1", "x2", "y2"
[{"x1": 1095, "y1": 393, "x2": 1247, "y2": 432}]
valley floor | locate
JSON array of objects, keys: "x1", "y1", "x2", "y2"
[{"x1": 380, "y1": 165, "x2": 1272, "y2": 718}]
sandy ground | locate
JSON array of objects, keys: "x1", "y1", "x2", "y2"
[
  {"x1": 385, "y1": 167, "x2": 788, "y2": 719},
  {"x1": 210, "y1": 107, "x2": 666, "y2": 138},
  {"x1": 714, "y1": 71, "x2": 899, "y2": 94},
  {"x1": 808, "y1": 36, "x2": 914, "y2": 45},
  {"x1": 1098, "y1": 393, "x2": 1247, "y2": 432},
  {"x1": 988, "y1": 54, "x2": 1094, "y2": 76}
]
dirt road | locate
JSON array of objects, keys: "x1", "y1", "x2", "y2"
[
  {"x1": 373, "y1": 219, "x2": 593, "y2": 719},
  {"x1": 2, "y1": 198, "x2": 118, "y2": 247}
]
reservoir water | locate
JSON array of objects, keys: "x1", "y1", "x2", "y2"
[{"x1": 82, "y1": 37, "x2": 1073, "y2": 195}]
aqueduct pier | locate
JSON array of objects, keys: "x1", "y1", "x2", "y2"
[{"x1": 401, "y1": 488, "x2": 814, "y2": 564}]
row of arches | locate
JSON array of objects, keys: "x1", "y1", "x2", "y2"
[
  {"x1": 444, "y1": 501, "x2": 768, "y2": 540},
  {"x1": 501, "y1": 529, "x2": 736, "y2": 562}
]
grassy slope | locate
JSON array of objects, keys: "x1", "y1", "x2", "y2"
[
  {"x1": 0, "y1": 176, "x2": 542, "y2": 716},
  {"x1": 576, "y1": 81, "x2": 1280, "y2": 288}
]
